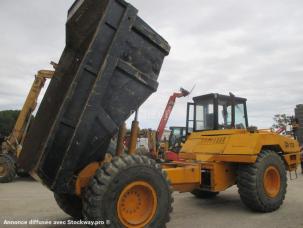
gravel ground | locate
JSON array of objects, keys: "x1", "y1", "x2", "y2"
[{"x1": 1, "y1": 170, "x2": 303, "y2": 228}]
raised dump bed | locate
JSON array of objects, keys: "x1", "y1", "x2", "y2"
[{"x1": 18, "y1": 0, "x2": 170, "y2": 194}]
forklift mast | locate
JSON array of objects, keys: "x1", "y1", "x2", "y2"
[{"x1": 3, "y1": 70, "x2": 54, "y2": 157}]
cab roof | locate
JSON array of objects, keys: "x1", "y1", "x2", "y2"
[{"x1": 193, "y1": 93, "x2": 247, "y2": 103}]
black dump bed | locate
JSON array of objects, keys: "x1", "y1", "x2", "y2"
[{"x1": 18, "y1": 0, "x2": 170, "y2": 193}]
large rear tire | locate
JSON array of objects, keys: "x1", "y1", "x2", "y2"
[
  {"x1": 237, "y1": 150, "x2": 287, "y2": 212},
  {"x1": 54, "y1": 193, "x2": 83, "y2": 219},
  {"x1": 82, "y1": 155, "x2": 173, "y2": 228},
  {"x1": 0, "y1": 154, "x2": 16, "y2": 183}
]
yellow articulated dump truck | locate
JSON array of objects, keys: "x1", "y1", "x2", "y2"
[{"x1": 13, "y1": 0, "x2": 300, "y2": 227}]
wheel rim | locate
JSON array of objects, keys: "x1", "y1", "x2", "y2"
[
  {"x1": 117, "y1": 181, "x2": 157, "y2": 228},
  {"x1": 263, "y1": 166, "x2": 281, "y2": 198}
]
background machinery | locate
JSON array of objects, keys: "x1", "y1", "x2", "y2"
[
  {"x1": 121, "y1": 88, "x2": 190, "y2": 159},
  {"x1": 14, "y1": 0, "x2": 300, "y2": 227},
  {"x1": 165, "y1": 126, "x2": 188, "y2": 161},
  {"x1": 157, "y1": 88, "x2": 190, "y2": 142},
  {"x1": 156, "y1": 88, "x2": 190, "y2": 158},
  {"x1": 0, "y1": 69, "x2": 54, "y2": 183}
]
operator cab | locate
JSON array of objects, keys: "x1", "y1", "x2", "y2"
[
  {"x1": 186, "y1": 93, "x2": 248, "y2": 133},
  {"x1": 168, "y1": 127, "x2": 187, "y2": 148}
]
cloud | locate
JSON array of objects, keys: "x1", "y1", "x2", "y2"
[{"x1": 0, "y1": 0, "x2": 302, "y2": 129}]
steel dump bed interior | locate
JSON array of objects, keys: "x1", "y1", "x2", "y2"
[{"x1": 19, "y1": 0, "x2": 170, "y2": 193}]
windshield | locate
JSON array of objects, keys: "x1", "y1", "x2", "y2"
[
  {"x1": 172, "y1": 128, "x2": 181, "y2": 137},
  {"x1": 218, "y1": 101, "x2": 246, "y2": 129}
]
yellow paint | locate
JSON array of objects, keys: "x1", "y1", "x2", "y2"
[
  {"x1": 197, "y1": 154, "x2": 257, "y2": 163},
  {"x1": 263, "y1": 166, "x2": 281, "y2": 198},
  {"x1": 163, "y1": 163, "x2": 201, "y2": 192},
  {"x1": 75, "y1": 162, "x2": 100, "y2": 196},
  {"x1": 179, "y1": 152, "x2": 257, "y2": 163},
  {"x1": 74, "y1": 128, "x2": 300, "y2": 199},
  {"x1": 75, "y1": 154, "x2": 112, "y2": 196},
  {"x1": 200, "y1": 162, "x2": 236, "y2": 192},
  {"x1": 128, "y1": 120, "x2": 139, "y2": 155},
  {"x1": 117, "y1": 181, "x2": 157, "y2": 228},
  {"x1": 162, "y1": 161, "x2": 236, "y2": 192},
  {"x1": 283, "y1": 153, "x2": 300, "y2": 171},
  {"x1": 160, "y1": 128, "x2": 301, "y2": 194},
  {"x1": 181, "y1": 129, "x2": 300, "y2": 168}
]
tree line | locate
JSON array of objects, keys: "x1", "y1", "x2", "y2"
[{"x1": 0, "y1": 110, "x2": 20, "y2": 139}]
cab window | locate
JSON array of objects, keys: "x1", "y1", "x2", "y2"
[
  {"x1": 235, "y1": 103, "x2": 246, "y2": 129},
  {"x1": 195, "y1": 103, "x2": 214, "y2": 131},
  {"x1": 218, "y1": 104, "x2": 231, "y2": 129}
]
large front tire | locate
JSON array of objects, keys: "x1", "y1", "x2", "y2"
[
  {"x1": 54, "y1": 193, "x2": 83, "y2": 219},
  {"x1": 82, "y1": 155, "x2": 173, "y2": 228},
  {"x1": 0, "y1": 154, "x2": 16, "y2": 183},
  {"x1": 237, "y1": 150, "x2": 287, "y2": 212}
]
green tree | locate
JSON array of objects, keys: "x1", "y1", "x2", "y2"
[
  {"x1": 0, "y1": 110, "x2": 20, "y2": 137},
  {"x1": 271, "y1": 114, "x2": 291, "y2": 131}
]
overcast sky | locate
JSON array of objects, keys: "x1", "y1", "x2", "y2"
[{"x1": 0, "y1": 0, "x2": 302, "y2": 129}]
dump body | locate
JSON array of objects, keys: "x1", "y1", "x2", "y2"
[{"x1": 18, "y1": 0, "x2": 170, "y2": 193}]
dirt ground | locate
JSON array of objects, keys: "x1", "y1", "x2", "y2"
[{"x1": 0, "y1": 171, "x2": 303, "y2": 228}]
